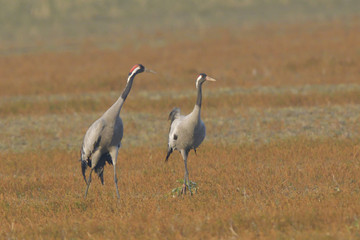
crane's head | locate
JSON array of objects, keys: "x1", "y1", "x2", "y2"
[
  {"x1": 196, "y1": 73, "x2": 216, "y2": 88},
  {"x1": 128, "y1": 64, "x2": 156, "y2": 78}
]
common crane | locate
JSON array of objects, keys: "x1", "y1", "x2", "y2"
[
  {"x1": 165, "y1": 73, "x2": 216, "y2": 194},
  {"x1": 80, "y1": 64, "x2": 155, "y2": 198}
]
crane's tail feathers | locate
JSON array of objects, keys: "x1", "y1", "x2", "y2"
[
  {"x1": 168, "y1": 107, "x2": 180, "y2": 123},
  {"x1": 95, "y1": 153, "x2": 113, "y2": 182},
  {"x1": 81, "y1": 160, "x2": 88, "y2": 184},
  {"x1": 99, "y1": 171, "x2": 104, "y2": 185},
  {"x1": 165, "y1": 148, "x2": 173, "y2": 162}
]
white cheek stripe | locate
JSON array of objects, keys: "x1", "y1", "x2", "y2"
[
  {"x1": 127, "y1": 66, "x2": 141, "y2": 82},
  {"x1": 196, "y1": 76, "x2": 202, "y2": 88}
]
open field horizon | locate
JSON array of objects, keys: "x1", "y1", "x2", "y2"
[{"x1": 1, "y1": 1, "x2": 360, "y2": 238}]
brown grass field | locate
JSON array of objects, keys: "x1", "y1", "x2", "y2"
[{"x1": 1, "y1": 18, "x2": 360, "y2": 239}]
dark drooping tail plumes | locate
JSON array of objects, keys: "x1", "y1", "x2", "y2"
[
  {"x1": 165, "y1": 147, "x2": 173, "y2": 162},
  {"x1": 95, "y1": 153, "x2": 113, "y2": 184},
  {"x1": 81, "y1": 159, "x2": 88, "y2": 184},
  {"x1": 81, "y1": 153, "x2": 113, "y2": 185}
]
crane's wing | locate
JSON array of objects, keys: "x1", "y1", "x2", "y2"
[
  {"x1": 165, "y1": 108, "x2": 182, "y2": 162},
  {"x1": 168, "y1": 107, "x2": 180, "y2": 125},
  {"x1": 167, "y1": 107, "x2": 182, "y2": 142},
  {"x1": 81, "y1": 118, "x2": 106, "y2": 161},
  {"x1": 81, "y1": 118, "x2": 106, "y2": 183}
]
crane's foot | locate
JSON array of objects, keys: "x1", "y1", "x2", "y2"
[
  {"x1": 171, "y1": 179, "x2": 198, "y2": 197},
  {"x1": 181, "y1": 183, "x2": 187, "y2": 195}
]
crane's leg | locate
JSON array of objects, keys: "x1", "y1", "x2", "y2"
[
  {"x1": 113, "y1": 164, "x2": 120, "y2": 199},
  {"x1": 181, "y1": 149, "x2": 191, "y2": 195},
  {"x1": 84, "y1": 151, "x2": 101, "y2": 198},
  {"x1": 81, "y1": 160, "x2": 88, "y2": 184},
  {"x1": 109, "y1": 147, "x2": 120, "y2": 199},
  {"x1": 84, "y1": 168, "x2": 93, "y2": 198}
]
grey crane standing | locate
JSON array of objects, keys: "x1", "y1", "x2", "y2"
[
  {"x1": 165, "y1": 73, "x2": 216, "y2": 194},
  {"x1": 80, "y1": 64, "x2": 155, "y2": 198}
]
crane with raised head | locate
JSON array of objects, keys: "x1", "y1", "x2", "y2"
[
  {"x1": 165, "y1": 73, "x2": 216, "y2": 194},
  {"x1": 80, "y1": 64, "x2": 155, "y2": 199}
]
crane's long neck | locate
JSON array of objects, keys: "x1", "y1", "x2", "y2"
[
  {"x1": 121, "y1": 74, "x2": 135, "y2": 102},
  {"x1": 104, "y1": 73, "x2": 136, "y2": 118},
  {"x1": 192, "y1": 83, "x2": 203, "y2": 119}
]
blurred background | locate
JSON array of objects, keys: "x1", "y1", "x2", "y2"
[{"x1": 1, "y1": 0, "x2": 359, "y2": 54}]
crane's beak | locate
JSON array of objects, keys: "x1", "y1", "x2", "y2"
[
  {"x1": 206, "y1": 76, "x2": 216, "y2": 82},
  {"x1": 145, "y1": 68, "x2": 156, "y2": 74}
]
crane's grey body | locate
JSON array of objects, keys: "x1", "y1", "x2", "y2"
[
  {"x1": 168, "y1": 106, "x2": 205, "y2": 153},
  {"x1": 80, "y1": 64, "x2": 153, "y2": 198},
  {"x1": 165, "y1": 73, "x2": 216, "y2": 194},
  {"x1": 81, "y1": 99, "x2": 124, "y2": 164}
]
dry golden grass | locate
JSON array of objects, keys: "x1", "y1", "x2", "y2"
[
  {"x1": 1, "y1": 139, "x2": 360, "y2": 239},
  {"x1": 1, "y1": 19, "x2": 360, "y2": 239}
]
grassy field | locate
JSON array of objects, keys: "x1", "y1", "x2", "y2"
[
  {"x1": 1, "y1": 3, "x2": 360, "y2": 239},
  {"x1": 2, "y1": 140, "x2": 360, "y2": 239}
]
